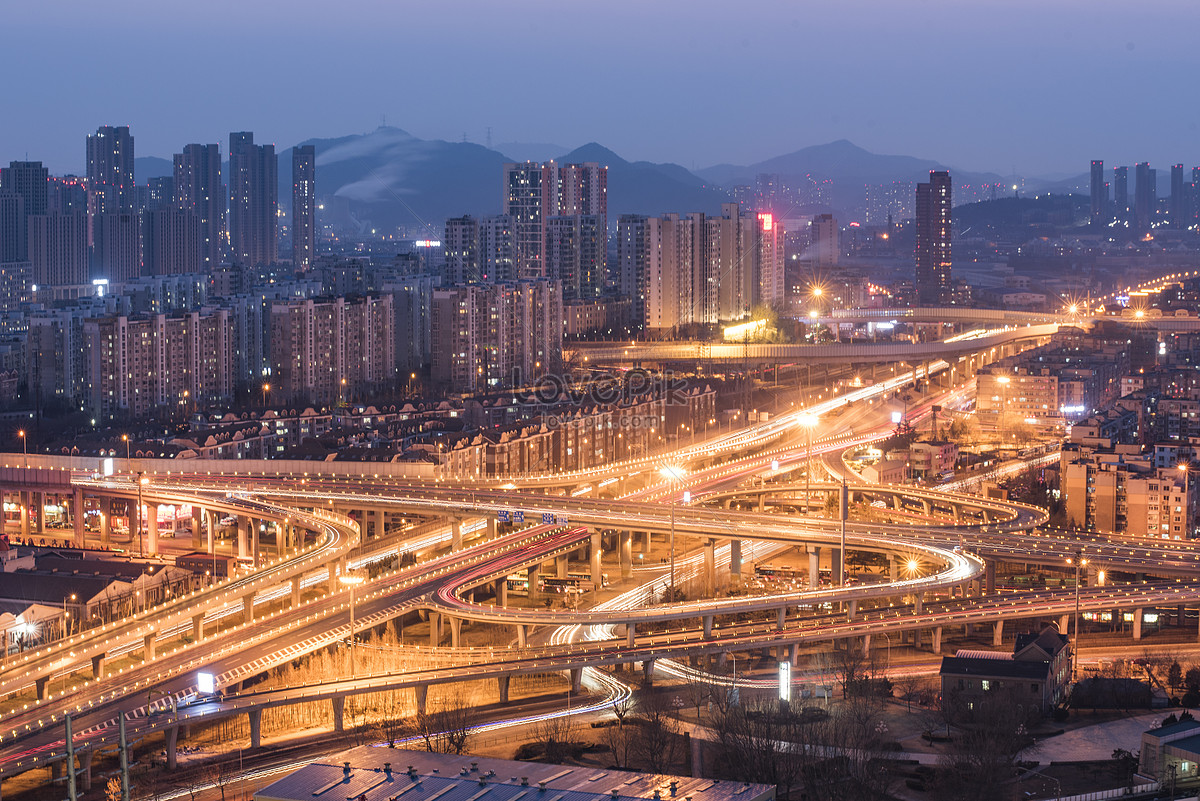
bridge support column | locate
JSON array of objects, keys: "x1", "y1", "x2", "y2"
[
  {"x1": 165, "y1": 725, "x2": 179, "y2": 770},
  {"x1": 985, "y1": 560, "x2": 996, "y2": 595},
  {"x1": 487, "y1": 515, "x2": 498, "y2": 539},
  {"x1": 516, "y1": 624, "x2": 527, "y2": 648},
  {"x1": 243, "y1": 593, "x2": 255, "y2": 624},
  {"x1": 809, "y1": 547, "x2": 820, "y2": 589},
  {"x1": 146, "y1": 502, "x2": 159, "y2": 555},
  {"x1": 414, "y1": 685, "x2": 428, "y2": 715},
  {"x1": 328, "y1": 562, "x2": 338, "y2": 594},
  {"x1": 993, "y1": 620, "x2": 1005, "y2": 647},
  {"x1": 451, "y1": 518, "x2": 463, "y2": 551},
  {"x1": 251, "y1": 518, "x2": 260, "y2": 566},
  {"x1": 35, "y1": 676, "x2": 48, "y2": 700},
  {"x1": 143, "y1": 632, "x2": 156, "y2": 660},
  {"x1": 497, "y1": 675, "x2": 510, "y2": 704},
  {"x1": 191, "y1": 506, "x2": 203, "y2": 550},
  {"x1": 830, "y1": 549, "x2": 841, "y2": 583},
  {"x1": 862, "y1": 634, "x2": 871, "y2": 656},
  {"x1": 642, "y1": 658, "x2": 655, "y2": 685},
  {"x1": 1059, "y1": 614, "x2": 1069, "y2": 635},
  {"x1": 556, "y1": 554, "x2": 568, "y2": 579},
  {"x1": 620, "y1": 531, "x2": 632, "y2": 579},
  {"x1": 79, "y1": 749, "x2": 94, "y2": 791},
  {"x1": 495, "y1": 578, "x2": 508, "y2": 607},
  {"x1": 590, "y1": 532, "x2": 602, "y2": 586},
  {"x1": 91, "y1": 653, "x2": 105, "y2": 679},
  {"x1": 72, "y1": 489, "x2": 84, "y2": 546},
  {"x1": 627, "y1": 623, "x2": 636, "y2": 648},
  {"x1": 757, "y1": 493, "x2": 765, "y2": 513},
  {"x1": 247, "y1": 709, "x2": 261, "y2": 748},
  {"x1": 238, "y1": 516, "x2": 249, "y2": 560},
  {"x1": 527, "y1": 564, "x2": 541, "y2": 601},
  {"x1": 777, "y1": 607, "x2": 786, "y2": 630},
  {"x1": 449, "y1": 617, "x2": 462, "y2": 648},
  {"x1": 704, "y1": 539, "x2": 716, "y2": 594},
  {"x1": 291, "y1": 576, "x2": 301, "y2": 607},
  {"x1": 889, "y1": 556, "x2": 898, "y2": 582},
  {"x1": 19, "y1": 491, "x2": 29, "y2": 538},
  {"x1": 847, "y1": 600, "x2": 858, "y2": 619},
  {"x1": 570, "y1": 668, "x2": 583, "y2": 693},
  {"x1": 206, "y1": 509, "x2": 216, "y2": 555},
  {"x1": 429, "y1": 613, "x2": 441, "y2": 646},
  {"x1": 374, "y1": 509, "x2": 386, "y2": 540},
  {"x1": 914, "y1": 595, "x2": 924, "y2": 615},
  {"x1": 101, "y1": 496, "x2": 113, "y2": 544},
  {"x1": 1133, "y1": 609, "x2": 1143, "y2": 640},
  {"x1": 703, "y1": 615, "x2": 713, "y2": 638},
  {"x1": 192, "y1": 613, "x2": 204, "y2": 642},
  {"x1": 332, "y1": 695, "x2": 345, "y2": 732},
  {"x1": 730, "y1": 539, "x2": 742, "y2": 586},
  {"x1": 789, "y1": 642, "x2": 799, "y2": 665},
  {"x1": 932, "y1": 627, "x2": 942, "y2": 653}
]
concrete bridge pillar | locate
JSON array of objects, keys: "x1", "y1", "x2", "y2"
[
  {"x1": 192, "y1": 613, "x2": 204, "y2": 642},
  {"x1": 248, "y1": 709, "x2": 262, "y2": 747},
  {"x1": 72, "y1": 489, "x2": 85, "y2": 546},
  {"x1": 642, "y1": 658, "x2": 656, "y2": 685},
  {"x1": 449, "y1": 616, "x2": 462, "y2": 648},
  {"x1": 237, "y1": 516, "x2": 249, "y2": 560},
  {"x1": 704, "y1": 538, "x2": 716, "y2": 594},
  {"x1": 19, "y1": 490, "x2": 29, "y2": 538},
  {"x1": 757, "y1": 492, "x2": 766, "y2": 513},
  {"x1": 527, "y1": 564, "x2": 541, "y2": 601},
  {"x1": 570, "y1": 668, "x2": 583, "y2": 693},
  {"x1": 243, "y1": 593, "x2": 255, "y2": 625},
  {"x1": 332, "y1": 695, "x2": 345, "y2": 732},
  {"x1": 626, "y1": 622, "x2": 636, "y2": 648},
  {"x1": 789, "y1": 642, "x2": 800, "y2": 665},
  {"x1": 590, "y1": 532, "x2": 602, "y2": 586},
  {"x1": 703, "y1": 615, "x2": 713, "y2": 638},
  {"x1": 920, "y1": 499, "x2": 931, "y2": 516},
  {"x1": 985, "y1": 560, "x2": 996, "y2": 595},
  {"x1": 914, "y1": 594, "x2": 924, "y2": 615},
  {"x1": 951, "y1": 505, "x2": 962, "y2": 525},
  {"x1": 100, "y1": 496, "x2": 113, "y2": 544},
  {"x1": 451, "y1": 518, "x2": 464, "y2": 551},
  {"x1": 830, "y1": 548, "x2": 841, "y2": 583},
  {"x1": 374, "y1": 508, "x2": 386, "y2": 540},
  {"x1": 847, "y1": 600, "x2": 858, "y2": 619},
  {"x1": 251, "y1": 518, "x2": 261, "y2": 565},
  {"x1": 1133, "y1": 609, "x2": 1143, "y2": 640},
  {"x1": 143, "y1": 632, "x2": 156, "y2": 661},
  {"x1": 808, "y1": 547, "x2": 821, "y2": 589},
  {"x1": 516, "y1": 624, "x2": 527, "y2": 648},
  {"x1": 191, "y1": 506, "x2": 203, "y2": 550},
  {"x1": 79, "y1": 749, "x2": 94, "y2": 791},
  {"x1": 328, "y1": 562, "x2": 338, "y2": 594},
  {"x1": 1059, "y1": 614, "x2": 1069, "y2": 634},
  {"x1": 556, "y1": 554, "x2": 568, "y2": 579},
  {"x1": 993, "y1": 620, "x2": 1005, "y2": 647},
  {"x1": 291, "y1": 576, "x2": 302, "y2": 607},
  {"x1": 146, "y1": 502, "x2": 159, "y2": 555},
  {"x1": 932, "y1": 626, "x2": 943, "y2": 653},
  {"x1": 497, "y1": 676, "x2": 510, "y2": 704},
  {"x1": 429, "y1": 612, "x2": 442, "y2": 646},
  {"x1": 415, "y1": 685, "x2": 428, "y2": 715},
  {"x1": 862, "y1": 634, "x2": 871, "y2": 656},
  {"x1": 730, "y1": 539, "x2": 743, "y2": 586},
  {"x1": 487, "y1": 515, "x2": 498, "y2": 539},
  {"x1": 206, "y1": 509, "x2": 216, "y2": 555},
  {"x1": 494, "y1": 578, "x2": 508, "y2": 607},
  {"x1": 91, "y1": 653, "x2": 105, "y2": 679},
  {"x1": 777, "y1": 607, "x2": 786, "y2": 630},
  {"x1": 889, "y1": 556, "x2": 898, "y2": 583},
  {"x1": 35, "y1": 676, "x2": 48, "y2": 700},
  {"x1": 620, "y1": 531, "x2": 633, "y2": 579}
]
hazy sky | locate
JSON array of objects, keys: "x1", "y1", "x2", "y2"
[{"x1": 5, "y1": 0, "x2": 1199, "y2": 177}]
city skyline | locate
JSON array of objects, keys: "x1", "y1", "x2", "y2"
[{"x1": 5, "y1": 0, "x2": 1200, "y2": 177}]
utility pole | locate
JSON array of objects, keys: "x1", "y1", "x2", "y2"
[
  {"x1": 119, "y1": 714, "x2": 130, "y2": 801},
  {"x1": 66, "y1": 714, "x2": 77, "y2": 801}
]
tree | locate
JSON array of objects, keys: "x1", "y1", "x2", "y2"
[
  {"x1": 1169, "y1": 662, "x2": 1184, "y2": 693},
  {"x1": 533, "y1": 713, "x2": 577, "y2": 763},
  {"x1": 408, "y1": 696, "x2": 476, "y2": 754},
  {"x1": 631, "y1": 692, "x2": 683, "y2": 774},
  {"x1": 935, "y1": 688, "x2": 1040, "y2": 801}
]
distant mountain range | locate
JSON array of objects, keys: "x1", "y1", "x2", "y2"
[{"x1": 130, "y1": 131, "x2": 1088, "y2": 232}]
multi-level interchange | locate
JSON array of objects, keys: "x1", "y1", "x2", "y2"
[{"x1": 2, "y1": 308, "x2": 1200, "y2": 789}]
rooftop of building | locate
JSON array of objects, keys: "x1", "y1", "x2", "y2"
[{"x1": 255, "y1": 749, "x2": 774, "y2": 801}]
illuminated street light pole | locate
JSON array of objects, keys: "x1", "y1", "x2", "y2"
[
  {"x1": 660, "y1": 465, "x2": 685, "y2": 595},
  {"x1": 1180, "y1": 462, "x2": 1192, "y2": 537},
  {"x1": 136, "y1": 472, "x2": 148, "y2": 557},
  {"x1": 799, "y1": 414, "x2": 819, "y2": 516},
  {"x1": 17, "y1": 429, "x2": 26, "y2": 469},
  {"x1": 339, "y1": 572, "x2": 365, "y2": 678},
  {"x1": 1069, "y1": 549, "x2": 1087, "y2": 680}
]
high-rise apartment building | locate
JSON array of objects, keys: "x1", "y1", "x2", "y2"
[
  {"x1": 48, "y1": 176, "x2": 87, "y2": 216},
  {"x1": 430, "y1": 279, "x2": 561, "y2": 392},
  {"x1": 269, "y1": 295, "x2": 395, "y2": 404},
  {"x1": 1172, "y1": 164, "x2": 1186, "y2": 228},
  {"x1": 479, "y1": 214, "x2": 516, "y2": 283},
  {"x1": 291, "y1": 145, "x2": 316, "y2": 270},
  {"x1": 757, "y1": 212, "x2": 785, "y2": 309},
  {"x1": 173, "y1": 143, "x2": 225, "y2": 270},
  {"x1": 83, "y1": 310, "x2": 235, "y2": 419},
  {"x1": 444, "y1": 215, "x2": 480, "y2": 284},
  {"x1": 616, "y1": 214, "x2": 649, "y2": 325},
  {"x1": 147, "y1": 176, "x2": 174, "y2": 213},
  {"x1": 1, "y1": 161, "x2": 49, "y2": 217},
  {"x1": 809, "y1": 213, "x2": 839, "y2": 269},
  {"x1": 1135, "y1": 162, "x2": 1155, "y2": 232},
  {"x1": 1090, "y1": 160, "x2": 1106, "y2": 226},
  {"x1": 229, "y1": 132, "x2": 278, "y2": 267},
  {"x1": 28, "y1": 213, "x2": 88, "y2": 286},
  {"x1": 91, "y1": 212, "x2": 142, "y2": 282},
  {"x1": 502, "y1": 161, "x2": 607, "y2": 279},
  {"x1": 545, "y1": 214, "x2": 604, "y2": 300},
  {"x1": 143, "y1": 209, "x2": 202, "y2": 276},
  {"x1": 86, "y1": 126, "x2": 135, "y2": 245},
  {"x1": 915, "y1": 170, "x2": 952, "y2": 305},
  {"x1": 1113, "y1": 166, "x2": 1129, "y2": 222},
  {"x1": 0, "y1": 193, "x2": 25, "y2": 263}
]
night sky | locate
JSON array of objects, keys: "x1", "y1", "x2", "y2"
[{"x1": 5, "y1": 0, "x2": 1198, "y2": 177}]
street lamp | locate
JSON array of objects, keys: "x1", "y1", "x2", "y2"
[
  {"x1": 1179, "y1": 462, "x2": 1192, "y2": 538},
  {"x1": 339, "y1": 572, "x2": 365, "y2": 678},
  {"x1": 17, "y1": 429, "x2": 26, "y2": 468},
  {"x1": 122, "y1": 433, "x2": 130, "y2": 462},
  {"x1": 136, "y1": 473, "x2": 148, "y2": 556},
  {"x1": 798, "y1": 414, "x2": 819, "y2": 516},
  {"x1": 808, "y1": 309, "x2": 820, "y2": 343},
  {"x1": 996, "y1": 375, "x2": 1011, "y2": 432},
  {"x1": 1068, "y1": 549, "x2": 1088, "y2": 679},
  {"x1": 660, "y1": 465, "x2": 686, "y2": 596},
  {"x1": 262, "y1": 382, "x2": 270, "y2": 407}
]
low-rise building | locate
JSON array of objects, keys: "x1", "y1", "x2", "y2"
[
  {"x1": 939, "y1": 626, "x2": 1071, "y2": 714},
  {"x1": 1139, "y1": 718, "x2": 1200, "y2": 782}
]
